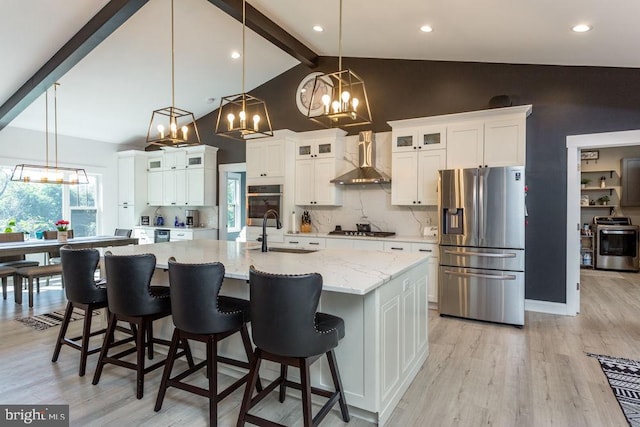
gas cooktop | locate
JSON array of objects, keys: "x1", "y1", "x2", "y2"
[{"x1": 328, "y1": 230, "x2": 396, "y2": 237}]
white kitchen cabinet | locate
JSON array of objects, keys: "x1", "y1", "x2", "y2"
[
  {"x1": 411, "y1": 242, "x2": 438, "y2": 304},
  {"x1": 389, "y1": 105, "x2": 531, "y2": 171},
  {"x1": 325, "y1": 238, "x2": 384, "y2": 251},
  {"x1": 117, "y1": 204, "x2": 136, "y2": 230},
  {"x1": 133, "y1": 227, "x2": 154, "y2": 245},
  {"x1": 117, "y1": 151, "x2": 148, "y2": 228},
  {"x1": 162, "y1": 149, "x2": 186, "y2": 170},
  {"x1": 294, "y1": 130, "x2": 345, "y2": 206},
  {"x1": 295, "y1": 138, "x2": 338, "y2": 159},
  {"x1": 446, "y1": 118, "x2": 526, "y2": 168},
  {"x1": 146, "y1": 146, "x2": 217, "y2": 207},
  {"x1": 392, "y1": 125, "x2": 447, "y2": 153},
  {"x1": 283, "y1": 235, "x2": 326, "y2": 249},
  {"x1": 446, "y1": 122, "x2": 484, "y2": 169},
  {"x1": 246, "y1": 139, "x2": 285, "y2": 179},
  {"x1": 391, "y1": 149, "x2": 446, "y2": 206},
  {"x1": 147, "y1": 169, "x2": 163, "y2": 206}
]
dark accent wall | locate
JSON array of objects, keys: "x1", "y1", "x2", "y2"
[{"x1": 199, "y1": 57, "x2": 640, "y2": 303}]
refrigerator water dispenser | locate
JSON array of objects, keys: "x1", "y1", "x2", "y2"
[{"x1": 443, "y1": 208, "x2": 464, "y2": 235}]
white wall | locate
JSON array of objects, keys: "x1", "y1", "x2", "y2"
[
  {"x1": 0, "y1": 126, "x2": 122, "y2": 234},
  {"x1": 294, "y1": 132, "x2": 437, "y2": 236}
]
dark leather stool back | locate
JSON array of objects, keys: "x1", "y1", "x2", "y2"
[
  {"x1": 168, "y1": 258, "x2": 243, "y2": 335},
  {"x1": 249, "y1": 267, "x2": 339, "y2": 358},
  {"x1": 60, "y1": 246, "x2": 105, "y2": 304},
  {"x1": 104, "y1": 252, "x2": 159, "y2": 316}
]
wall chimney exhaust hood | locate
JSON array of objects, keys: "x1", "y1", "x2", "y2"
[{"x1": 331, "y1": 131, "x2": 391, "y2": 185}]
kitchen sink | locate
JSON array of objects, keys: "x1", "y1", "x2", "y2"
[{"x1": 268, "y1": 247, "x2": 316, "y2": 254}]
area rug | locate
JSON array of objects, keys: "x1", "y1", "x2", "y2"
[
  {"x1": 588, "y1": 353, "x2": 640, "y2": 427},
  {"x1": 15, "y1": 308, "x2": 100, "y2": 331}
]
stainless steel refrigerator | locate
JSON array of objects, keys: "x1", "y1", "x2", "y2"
[{"x1": 438, "y1": 166, "x2": 525, "y2": 326}]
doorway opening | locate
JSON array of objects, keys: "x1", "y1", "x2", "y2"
[
  {"x1": 218, "y1": 163, "x2": 246, "y2": 242},
  {"x1": 566, "y1": 130, "x2": 640, "y2": 315}
]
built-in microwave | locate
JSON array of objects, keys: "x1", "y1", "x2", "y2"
[{"x1": 247, "y1": 184, "x2": 282, "y2": 227}]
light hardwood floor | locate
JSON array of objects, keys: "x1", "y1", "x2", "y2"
[{"x1": 1, "y1": 270, "x2": 638, "y2": 426}]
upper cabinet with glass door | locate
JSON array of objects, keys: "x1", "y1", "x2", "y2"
[{"x1": 392, "y1": 125, "x2": 447, "y2": 153}]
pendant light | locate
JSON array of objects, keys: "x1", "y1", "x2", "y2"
[
  {"x1": 11, "y1": 83, "x2": 89, "y2": 185},
  {"x1": 146, "y1": 0, "x2": 201, "y2": 147},
  {"x1": 215, "y1": 0, "x2": 273, "y2": 140},
  {"x1": 305, "y1": 0, "x2": 371, "y2": 128}
]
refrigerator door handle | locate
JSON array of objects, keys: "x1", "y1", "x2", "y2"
[
  {"x1": 443, "y1": 269, "x2": 517, "y2": 281},
  {"x1": 444, "y1": 249, "x2": 517, "y2": 258},
  {"x1": 478, "y1": 171, "x2": 484, "y2": 242}
]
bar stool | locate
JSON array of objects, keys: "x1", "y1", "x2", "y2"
[
  {"x1": 154, "y1": 258, "x2": 262, "y2": 426},
  {"x1": 52, "y1": 246, "x2": 116, "y2": 376},
  {"x1": 237, "y1": 266, "x2": 350, "y2": 427},
  {"x1": 92, "y1": 252, "x2": 194, "y2": 399}
]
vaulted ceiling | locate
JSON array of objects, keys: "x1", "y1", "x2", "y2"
[{"x1": 2, "y1": 0, "x2": 639, "y2": 146}]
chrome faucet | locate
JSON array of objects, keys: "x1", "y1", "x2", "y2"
[{"x1": 261, "y1": 209, "x2": 282, "y2": 252}]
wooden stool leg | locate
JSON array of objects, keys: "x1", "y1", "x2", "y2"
[
  {"x1": 240, "y1": 325, "x2": 262, "y2": 392},
  {"x1": 327, "y1": 349, "x2": 350, "y2": 422},
  {"x1": 236, "y1": 348, "x2": 262, "y2": 427},
  {"x1": 300, "y1": 358, "x2": 313, "y2": 427},
  {"x1": 147, "y1": 320, "x2": 154, "y2": 360},
  {"x1": 208, "y1": 335, "x2": 218, "y2": 426},
  {"x1": 154, "y1": 329, "x2": 181, "y2": 412},
  {"x1": 78, "y1": 305, "x2": 95, "y2": 377},
  {"x1": 136, "y1": 319, "x2": 146, "y2": 399},
  {"x1": 92, "y1": 312, "x2": 118, "y2": 385},
  {"x1": 279, "y1": 364, "x2": 288, "y2": 402},
  {"x1": 52, "y1": 301, "x2": 74, "y2": 363}
]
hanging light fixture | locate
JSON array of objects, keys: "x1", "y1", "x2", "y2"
[
  {"x1": 11, "y1": 84, "x2": 89, "y2": 185},
  {"x1": 146, "y1": 0, "x2": 201, "y2": 147},
  {"x1": 215, "y1": 0, "x2": 273, "y2": 140},
  {"x1": 305, "y1": 0, "x2": 371, "y2": 128}
]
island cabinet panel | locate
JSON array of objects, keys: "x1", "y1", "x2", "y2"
[{"x1": 380, "y1": 294, "x2": 401, "y2": 401}]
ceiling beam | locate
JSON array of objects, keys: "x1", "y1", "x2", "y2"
[
  {"x1": 207, "y1": 0, "x2": 318, "y2": 68},
  {"x1": 0, "y1": 0, "x2": 149, "y2": 131}
]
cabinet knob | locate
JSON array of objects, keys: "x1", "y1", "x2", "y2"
[
  {"x1": 418, "y1": 146, "x2": 422, "y2": 149},
  {"x1": 413, "y1": 201, "x2": 416, "y2": 204},
  {"x1": 413, "y1": 146, "x2": 417, "y2": 150},
  {"x1": 418, "y1": 201, "x2": 422, "y2": 204}
]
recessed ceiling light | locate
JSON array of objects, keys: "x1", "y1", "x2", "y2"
[
  {"x1": 572, "y1": 24, "x2": 592, "y2": 33},
  {"x1": 231, "y1": 51, "x2": 241, "y2": 59},
  {"x1": 313, "y1": 25, "x2": 324, "y2": 32},
  {"x1": 420, "y1": 25, "x2": 433, "y2": 33}
]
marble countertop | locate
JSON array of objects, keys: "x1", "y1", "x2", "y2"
[
  {"x1": 106, "y1": 240, "x2": 428, "y2": 295},
  {"x1": 284, "y1": 232, "x2": 438, "y2": 244}
]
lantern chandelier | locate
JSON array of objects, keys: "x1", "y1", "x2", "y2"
[
  {"x1": 146, "y1": 0, "x2": 201, "y2": 147},
  {"x1": 11, "y1": 83, "x2": 89, "y2": 185},
  {"x1": 215, "y1": 0, "x2": 273, "y2": 140},
  {"x1": 306, "y1": 0, "x2": 371, "y2": 128}
]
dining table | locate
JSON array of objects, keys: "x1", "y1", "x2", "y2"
[
  {"x1": 1, "y1": 235, "x2": 138, "y2": 305},
  {"x1": 0, "y1": 235, "x2": 138, "y2": 258}
]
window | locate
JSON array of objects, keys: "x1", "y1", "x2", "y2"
[
  {"x1": 227, "y1": 172, "x2": 242, "y2": 233},
  {"x1": 0, "y1": 167, "x2": 101, "y2": 237},
  {"x1": 67, "y1": 176, "x2": 99, "y2": 237}
]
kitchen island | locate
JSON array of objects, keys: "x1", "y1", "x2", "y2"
[{"x1": 106, "y1": 240, "x2": 429, "y2": 426}]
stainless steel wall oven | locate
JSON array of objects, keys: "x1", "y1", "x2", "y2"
[
  {"x1": 247, "y1": 184, "x2": 282, "y2": 227},
  {"x1": 594, "y1": 216, "x2": 639, "y2": 271}
]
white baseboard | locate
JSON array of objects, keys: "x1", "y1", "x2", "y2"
[{"x1": 525, "y1": 299, "x2": 570, "y2": 315}]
